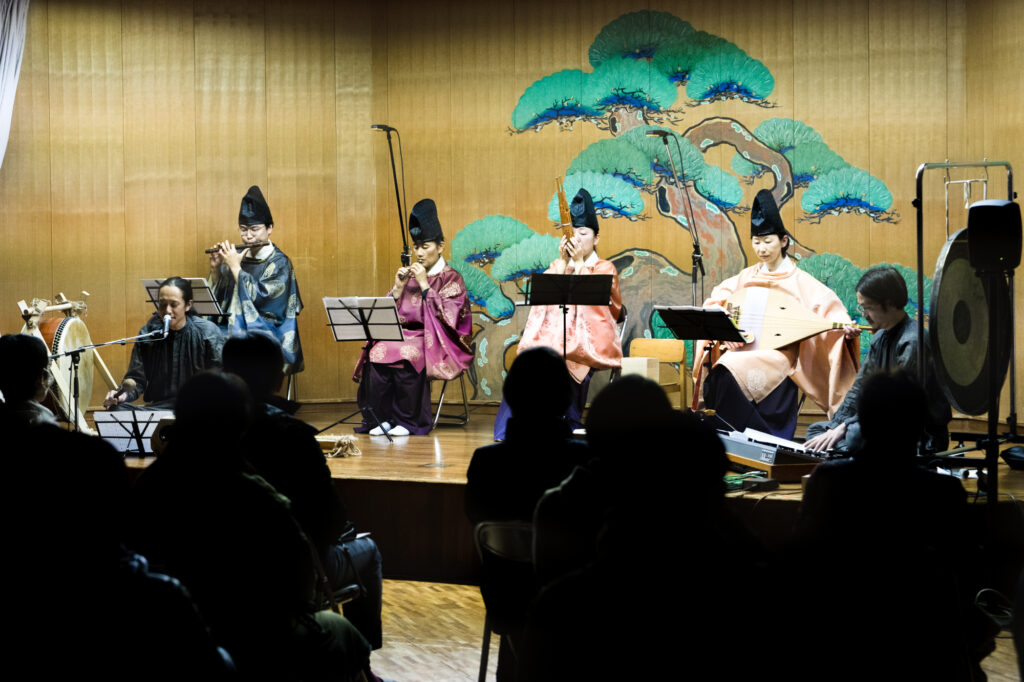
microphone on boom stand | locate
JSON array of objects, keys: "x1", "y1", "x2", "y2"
[{"x1": 371, "y1": 124, "x2": 411, "y2": 267}]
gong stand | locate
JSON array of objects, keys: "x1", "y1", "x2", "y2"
[
  {"x1": 914, "y1": 161, "x2": 1016, "y2": 428},
  {"x1": 916, "y1": 163, "x2": 1018, "y2": 525}
]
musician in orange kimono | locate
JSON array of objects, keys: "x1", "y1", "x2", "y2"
[
  {"x1": 692, "y1": 189, "x2": 859, "y2": 440},
  {"x1": 492, "y1": 188, "x2": 623, "y2": 440}
]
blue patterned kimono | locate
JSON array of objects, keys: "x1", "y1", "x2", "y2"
[{"x1": 212, "y1": 243, "x2": 304, "y2": 373}]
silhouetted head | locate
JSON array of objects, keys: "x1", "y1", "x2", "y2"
[
  {"x1": 0, "y1": 333, "x2": 50, "y2": 403},
  {"x1": 223, "y1": 332, "x2": 284, "y2": 400},
  {"x1": 857, "y1": 370, "x2": 926, "y2": 458},
  {"x1": 586, "y1": 375, "x2": 674, "y2": 456},
  {"x1": 504, "y1": 347, "x2": 572, "y2": 419},
  {"x1": 173, "y1": 371, "x2": 253, "y2": 444}
]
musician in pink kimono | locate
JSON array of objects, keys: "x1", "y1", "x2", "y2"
[
  {"x1": 353, "y1": 199, "x2": 473, "y2": 436},
  {"x1": 493, "y1": 188, "x2": 623, "y2": 440}
]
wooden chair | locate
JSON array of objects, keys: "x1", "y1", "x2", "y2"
[{"x1": 627, "y1": 338, "x2": 688, "y2": 407}]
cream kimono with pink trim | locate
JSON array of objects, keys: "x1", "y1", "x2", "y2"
[{"x1": 692, "y1": 261, "x2": 859, "y2": 418}]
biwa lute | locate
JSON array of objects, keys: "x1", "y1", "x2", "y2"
[{"x1": 724, "y1": 287, "x2": 863, "y2": 350}]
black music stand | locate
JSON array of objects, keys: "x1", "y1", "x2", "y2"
[
  {"x1": 652, "y1": 305, "x2": 746, "y2": 344},
  {"x1": 653, "y1": 305, "x2": 747, "y2": 415},
  {"x1": 94, "y1": 409, "x2": 171, "y2": 456},
  {"x1": 320, "y1": 296, "x2": 406, "y2": 442},
  {"x1": 142, "y1": 277, "x2": 224, "y2": 317},
  {"x1": 525, "y1": 273, "x2": 613, "y2": 360}
]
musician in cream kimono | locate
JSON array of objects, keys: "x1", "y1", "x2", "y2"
[{"x1": 692, "y1": 189, "x2": 860, "y2": 440}]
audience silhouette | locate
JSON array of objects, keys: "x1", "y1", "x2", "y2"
[
  {"x1": 789, "y1": 370, "x2": 977, "y2": 679},
  {"x1": 223, "y1": 332, "x2": 384, "y2": 650},
  {"x1": 2, "y1": 331, "x2": 1019, "y2": 679},
  {"x1": 127, "y1": 371, "x2": 371, "y2": 680},
  {"x1": 466, "y1": 347, "x2": 592, "y2": 680},
  {"x1": 520, "y1": 375, "x2": 766, "y2": 680}
]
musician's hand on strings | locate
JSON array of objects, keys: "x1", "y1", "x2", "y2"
[
  {"x1": 842, "y1": 324, "x2": 861, "y2": 340},
  {"x1": 103, "y1": 388, "x2": 127, "y2": 408},
  {"x1": 804, "y1": 422, "x2": 846, "y2": 453}
]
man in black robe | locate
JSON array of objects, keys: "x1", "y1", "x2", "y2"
[{"x1": 104, "y1": 276, "x2": 223, "y2": 410}]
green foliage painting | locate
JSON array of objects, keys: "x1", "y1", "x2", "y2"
[{"x1": 452, "y1": 9, "x2": 901, "y2": 398}]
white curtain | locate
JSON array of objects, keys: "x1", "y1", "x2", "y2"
[{"x1": 0, "y1": 0, "x2": 29, "y2": 172}]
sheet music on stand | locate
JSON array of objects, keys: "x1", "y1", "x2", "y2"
[
  {"x1": 319, "y1": 296, "x2": 405, "y2": 441},
  {"x1": 94, "y1": 409, "x2": 172, "y2": 455},
  {"x1": 142, "y1": 277, "x2": 223, "y2": 317},
  {"x1": 322, "y1": 296, "x2": 405, "y2": 343}
]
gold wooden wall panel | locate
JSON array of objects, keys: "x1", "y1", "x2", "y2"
[
  {"x1": 194, "y1": 1, "x2": 268, "y2": 244},
  {"x1": 868, "y1": 0, "x2": 950, "y2": 270},
  {"x1": 47, "y1": 0, "x2": 127, "y2": 406},
  {"x1": 1, "y1": 0, "x2": 1022, "y2": 411},
  {"x1": 0, "y1": 0, "x2": 51, "y2": 326},
  {"x1": 121, "y1": 0, "x2": 199, "y2": 395},
  {"x1": 964, "y1": 0, "x2": 1024, "y2": 417},
  {"x1": 386, "y1": 0, "x2": 453, "y2": 240},
  {"x1": 333, "y1": 4, "x2": 386, "y2": 400},
  {"x1": 265, "y1": 1, "x2": 339, "y2": 399},
  {"x1": 448, "y1": 1, "x2": 517, "y2": 228}
]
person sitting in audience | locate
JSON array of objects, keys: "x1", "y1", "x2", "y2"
[
  {"x1": 465, "y1": 347, "x2": 591, "y2": 681},
  {"x1": 466, "y1": 346, "x2": 590, "y2": 524},
  {"x1": 531, "y1": 375, "x2": 675, "y2": 583},
  {"x1": 791, "y1": 370, "x2": 974, "y2": 679},
  {"x1": 0, "y1": 337, "x2": 234, "y2": 676},
  {"x1": 223, "y1": 332, "x2": 384, "y2": 651},
  {"x1": 520, "y1": 376, "x2": 765, "y2": 680},
  {"x1": 127, "y1": 371, "x2": 371, "y2": 680},
  {"x1": 0, "y1": 333, "x2": 59, "y2": 428}
]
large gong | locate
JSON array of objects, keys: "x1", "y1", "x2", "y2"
[{"x1": 930, "y1": 228, "x2": 1012, "y2": 415}]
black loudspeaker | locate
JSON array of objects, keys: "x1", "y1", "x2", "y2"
[{"x1": 966, "y1": 199, "x2": 1022, "y2": 271}]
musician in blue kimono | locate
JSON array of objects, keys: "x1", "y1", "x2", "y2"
[{"x1": 209, "y1": 185, "x2": 304, "y2": 374}]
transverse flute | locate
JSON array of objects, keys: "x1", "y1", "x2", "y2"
[{"x1": 204, "y1": 241, "x2": 270, "y2": 254}]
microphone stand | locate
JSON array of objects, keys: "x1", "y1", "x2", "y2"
[
  {"x1": 50, "y1": 326, "x2": 169, "y2": 431},
  {"x1": 374, "y1": 126, "x2": 411, "y2": 267},
  {"x1": 657, "y1": 134, "x2": 704, "y2": 305}
]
